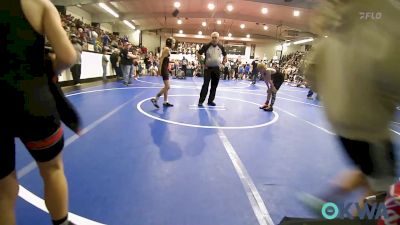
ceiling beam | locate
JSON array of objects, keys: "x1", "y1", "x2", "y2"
[
  {"x1": 120, "y1": 12, "x2": 309, "y2": 31},
  {"x1": 141, "y1": 27, "x2": 283, "y2": 41},
  {"x1": 242, "y1": 0, "x2": 318, "y2": 9},
  {"x1": 51, "y1": 0, "x2": 103, "y2": 6}
]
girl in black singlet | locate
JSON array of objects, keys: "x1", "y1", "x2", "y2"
[{"x1": 151, "y1": 37, "x2": 175, "y2": 108}]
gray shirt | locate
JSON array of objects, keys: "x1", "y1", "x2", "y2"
[{"x1": 73, "y1": 43, "x2": 82, "y2": 64}]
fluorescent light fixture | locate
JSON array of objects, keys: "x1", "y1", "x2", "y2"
[
  {"x1": 179, "y1": 30, "x2": 183, "y2": 34},
  {"x1": 227, "y1": 4, "x2": 234, "y2": 11},
  {"x1": 208, "y1": 3, "x2": 215, "y2": 10},
  {"x1": 263, "y1": 26, "x2": 268, "y2": 30},
  {"x1": 240, "y1": 24, "x2": 245, "y2": 29},
  {"x1": 198, "y1": 31, "x2": 203, "y2": 35},
  {"x1": 246, "y1": 34, "x2": 250, "y2": 38},
  {"x1": 177, "y1": 19, "x2": 182, "y2": 24},
  {"x1": 293, "y1": 38, "x2": 314, "y2": 44},
  {"x1": 261, "y1": 8, "x2": 268, "y2": 14},
  {"x1": 99, "y1": 3, "x2": 119, "y2": 18},
  {"x1": 293, "y1": 10, "x2": 300, "y2": 17},
  {"x1": 174, "y1": 1, "x2": 181, "y2": 8},
  {"x1": 228, "y1": 33, "x2": 232, "y2": 37},
  {"x1": 217, "y1": 20, "x2": 222, "y2": 25},
  {"x1": 202, "y1": 21, "x2": 207, "y2": 27},
  {"x1": 123, "y1": 20, "x2": 136, "y2": 30}
]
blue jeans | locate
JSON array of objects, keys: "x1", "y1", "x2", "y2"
[
  {"x1": 122, "y1": 64, "x2": 133, "y2": 84},
  {"x1": 252, "y1": 71, "x2": 258, "y2": 83}
]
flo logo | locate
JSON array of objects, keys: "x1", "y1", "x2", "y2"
[
  {"x1": 359, "y1": 12, "x2": 382, "y2": 20},
  {"x1": 321, "y1": 202, "x2": 388, "y2": 220}
]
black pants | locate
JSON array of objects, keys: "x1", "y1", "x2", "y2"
[
  {"x1": 339, "y1": 136, "x2": 395, "y2": 190},
  {"x1": 182, "y1": 65, "x2": 187, "y2": 77},
  {"x1": 199, "y1": 67, "x2": 220, "y2": 104},
  {"x1": 113, "y1": 65, "x2": 123, "y2": 79},
  {"x1": 70, "y1": 64, "x2": 81, "y2": 84}
]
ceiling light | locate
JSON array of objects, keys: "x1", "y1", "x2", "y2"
[
  {"x1": 240, "y1": 24, "x2": 245, "y2": 29},
  {"x1": 217, "y1": 20, "x2": 222, "y2": 25},
  {"x1": 99, "y1": 3, "x2": 119, "y2": 18},
  {"x1": 228, "y1": 33, "x2": 232, "y2": 37},
  {"x1": 294, "y1": 38, "x2": 314, "y2": 45},
  {"x1": 263, "y1": 26, "x2": 269, "y2": 30},
  {"x1": 174, "y1": 1, "x2": 181, "y2": 8},
  {"x1": 202, "y1": 21, "x2": 207, "y2": 27},
  {"x1": 246, "y1": 34, "x2": 250, "y2": 38},
  {"x1": 177, "y1": 19, "x2": 182, "y2": 24},
  {"x1": 227, "y1": 4, "x2": 234, "y2": 12},
  {"x1": 123, "y1": 20, "x2": 136, "y2": 30},
  {"x1": 208, "y1": 3, "x2": 215, "y2": 10},
  {"x1": 324, "y1": 35, "x2": 328, "y2": 38},
  {"x1": 179, "y1": 30, "x2": 183, "y2": 34},
  {"x1": 198, "y1": 31, "x2": 203, "y2": 35},
  {"x1": 261, "y1": 8, "x2": 268, "y2": 14},
  {"x1": 293, "y1": 10, "x2": 300, "y2": 17}
]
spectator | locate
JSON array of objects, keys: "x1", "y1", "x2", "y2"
[
  {"x1": 102, "y1": 33, "x2": 111, "y2": 47},
  {"x1": 120, "y1": 42, "x2": 134, "y2": 86},
  {"x1": 182, "y1": 56, "x2": 188, "y2": 77},
  {"x1": 110, "y1": 48, "x2": 122, "y2": 80},
  {"x1": 70, "y1": 34, "x2": 82, "y2": 85},
  {"x1": 102, "y1": 48, "x2": 109, "y2": 81}
]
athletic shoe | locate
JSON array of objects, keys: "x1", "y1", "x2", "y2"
[
  {"x1": 264, "y1": 106, "x2": 273, "y2": 112},
  {"x1": 198, "y1": 102, "x2": 203, "y2": 107},
  {"x1": 259, "y1": 105, "x2": 269, "y2": 109},
  {"x1": 151, "y1": 98, "x2": 159, "y2": 108},
  {"x1": 163, "y1": 102, "x2": 174, "y2": 107},
  {"x1": 207, "y1": 102, "x2": 216, "y2": 106}
]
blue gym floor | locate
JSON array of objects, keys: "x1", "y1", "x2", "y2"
[{"x1": 14, "y1": 76, "x2": 400, "y2": 225}]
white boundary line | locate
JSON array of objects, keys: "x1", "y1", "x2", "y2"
[
  {"x1": 137, "y1": 95, "x2": 279, "y2": 129},
  {"x1": 19, "y1": 83, "x2": 398, "y2": 225}
]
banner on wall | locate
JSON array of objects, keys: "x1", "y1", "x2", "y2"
[
  {"x1": 250, "y1": 44, "x2": 256, "y2": 59},
  {"x1": 225, "y1": 45, "x2": 246, "y2": 55}
]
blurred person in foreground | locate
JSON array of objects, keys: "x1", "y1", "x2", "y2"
[
  {"x1": 0, "y1": 0, "x2": 80, "y2": 224},
  {"x1": 302, "y1": 0, "x2": 400, "y2": 220}
]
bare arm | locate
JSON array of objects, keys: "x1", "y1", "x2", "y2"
[
  {"x1": 158, "y1": 47, "x2": 169, "y2": 75},
  {"x1": 42, "y1": 0, "x2": 76, "y2": 73}
]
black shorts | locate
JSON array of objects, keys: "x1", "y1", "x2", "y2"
[
  {"x1": 272, "y1": 75, "x2": 284, "y2": 90},
  {"x1": 273, "y1": 80, "x2": 284, "y2": 90},
  {"x1": 162, "y1": 73, "x2": 169, "y2": 81},
  {"x1": 0, "y1": 84, "x2": 64, "y2": 179}
]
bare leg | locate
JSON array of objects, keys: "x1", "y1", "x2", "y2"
[
  {"x1": 37, "y1": 153, "x2": 69, "y2": 221},
  {"x1": 0, "y1": 171, "x2": 19, "y2": 225},
  {"x1": 163, "y1": 80, "x2": 170, "y2": 103}
]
